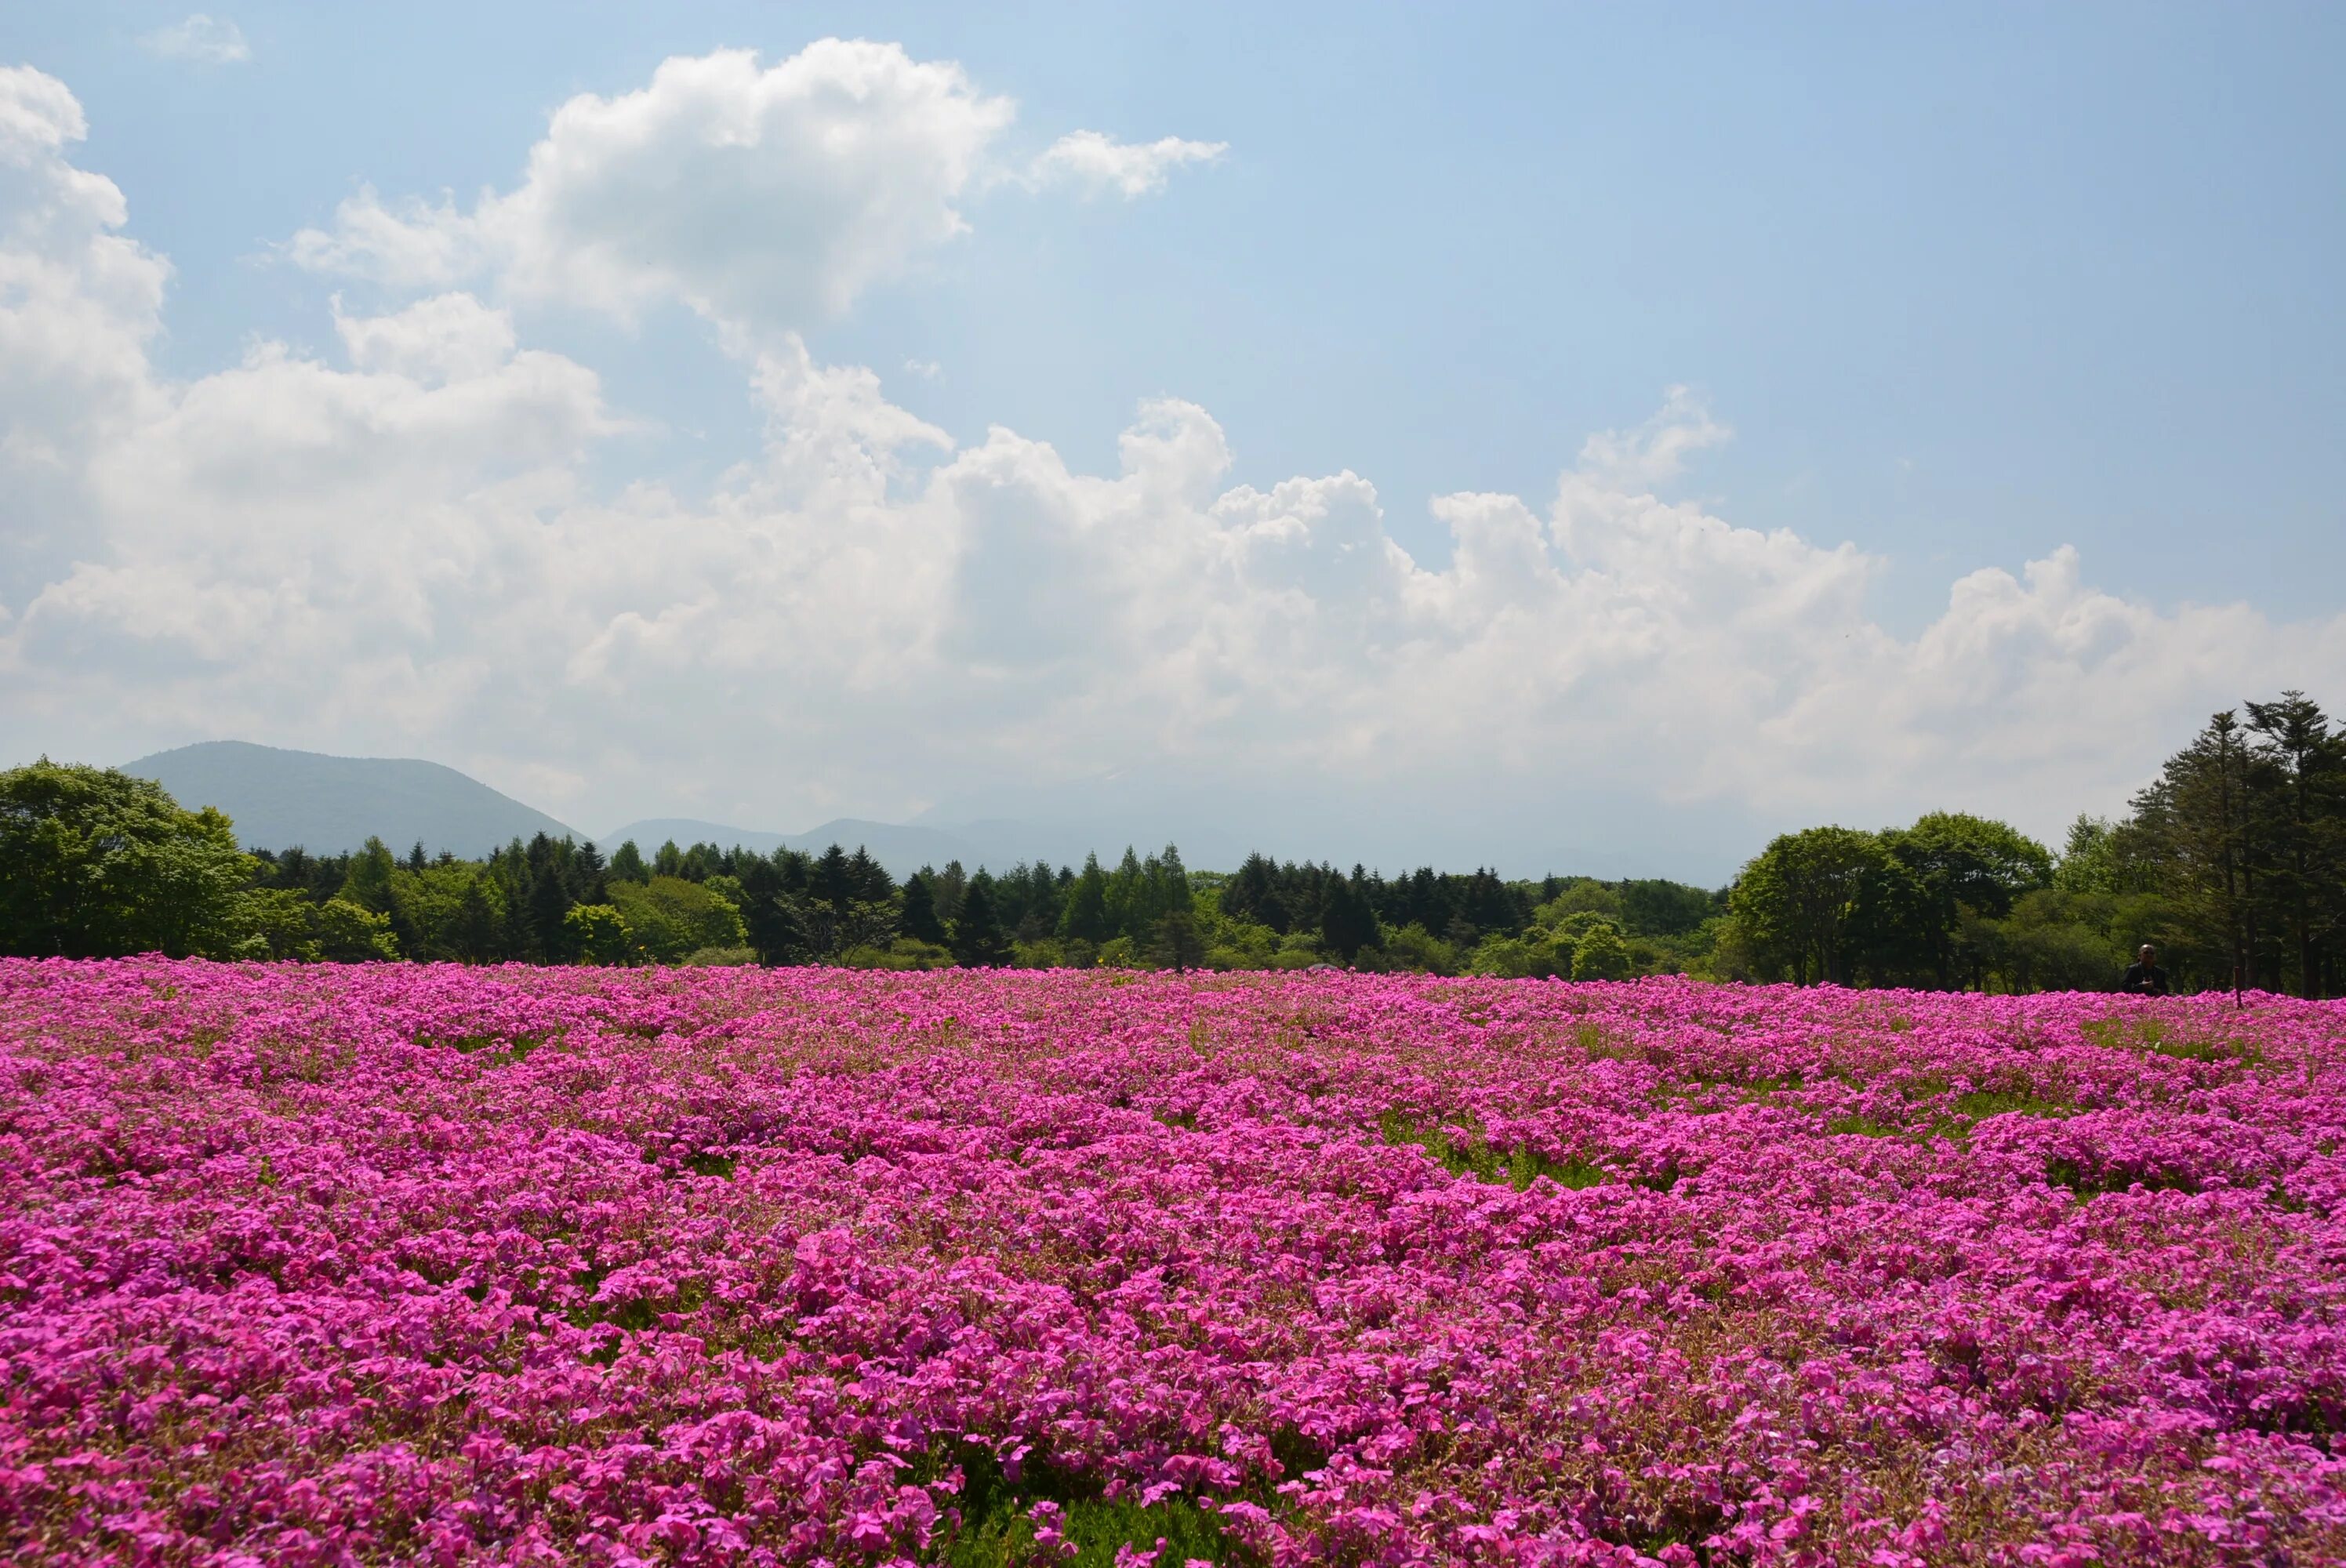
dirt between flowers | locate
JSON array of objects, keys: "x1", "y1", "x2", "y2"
[{"x1": 2, "y1": 960, "x2": 2343, "y2": 1565}]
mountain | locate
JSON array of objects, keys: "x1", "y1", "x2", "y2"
[
  {"x1": 601, "y1": 816, "x2": 1019, "y2": 880},
  {"x1": 122, "y1": 741, "x2": 583, "y2": 857}
]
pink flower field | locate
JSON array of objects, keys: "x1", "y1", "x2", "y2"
[{"x1": 3, "y1": 961, "x2": 2344, "y2": 1566}]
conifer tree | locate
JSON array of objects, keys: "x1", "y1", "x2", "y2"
[
  {"x1": 950, "y1": 878, "x2": 1011, "y2": 967},
  {"x1": 1058, "y1": 853, "x2": 1111, "y2": 944},
  {"x1": 900, "y1": 872, "x2": 949, "y2": 946}
]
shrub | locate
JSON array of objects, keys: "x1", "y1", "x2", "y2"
[{"x1": 682, "y1": 946, "x2": 759, "y2": 967}]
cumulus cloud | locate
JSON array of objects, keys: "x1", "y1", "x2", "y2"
[
  {"x1": 1030, "y1": 130, "x2": 1227, "y2": 198},
  {"x1": 8, "y1": 63, "x2": 2344, "y2": 873},
  {"x1": 138, "y1": 15, "x2": 250, "y2": 65},
  {"x1": 283, "y1": 43, "x2": 1228, "y2": 341},
  {"x1": 285, "y1": 42, "x2": 1016, "y2": 338}
]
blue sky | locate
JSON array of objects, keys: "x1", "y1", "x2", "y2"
[{"x1": 2, "y1": 3, "x2": 2342, "y2": 876}]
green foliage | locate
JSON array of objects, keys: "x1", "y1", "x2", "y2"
[
  {"x1": 936, "y1": 1453, "x2": 1235, "y2": 1567},
  {"x1": 1466, "y1": 931, "x2": 1552, "y2": 978},
  {"x1": 607, "y1": 876, "x2": 745, "y2": 964},
  {"x1": 1878, "y1": 811, "x2": 2054, "y2": 986},
  {"x1": 950, "y1": 877, "x2": 1013, "y2": 967},
  {"x1": 339, "y1": 836, "x2": 398, "y2": 913},
  {"x1": 314, "y1": 897, "x2": 399, "y2": 961},
  {"x1": 1379, "y1": 1112, "x2": 1607, "y2": 1190},
  {"x1": 1730, "y1": 826, "x2": 1894, "y2": 985},
  {"x1": 563, "y1": 903, "x2": 634, "y2": 966},
  {"x1": 390, "y1": 861, "x2": 507, "y2": 960},
  {"x1": 1389, "y1": 922, "x2": 1467, "y2": 976},
  {"x1": 0, "y1": 760, "x2": 258, "y2": 959},
  {"x1": 230, "y1": 887, "x2": 323, "y2": 960},
  {"x1": 24, "y1": 688, "x2": 2341, "y2": 993},
  {"x1": 841, "y1": 938, "x2": 955, "y2": 971},
  {"x1": 1150, "y1": 906, "x2": 1206, "y2": 971},
  {"x1": 900, "y1": 872, "x2": 949, "y2": 946},
  {"x1": 681, "y1": 945, "x2": 758, "y2": 967},
  {"x1": 1319, "y1": 868, "x2": 1378, "y2": 963},
  {"x1": 1569, "y1": 920, "x2": 1632, "y2": 981}
]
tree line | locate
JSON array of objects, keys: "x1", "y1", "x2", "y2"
[{"x1": 2, "y1": 690, "x2": 2336, "y2": 993}]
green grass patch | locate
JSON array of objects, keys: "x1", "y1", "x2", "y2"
[
  {"x1": 430, "y1": 1029, "x2": 555, "y2": 1065},
  {"x1": 1952, "y1": 1089, "x2": 2072, "y2": 1120},
  {"x1": 1827, "y1": 1114, "x2": 1912, "y2": 1138},
  {"x1": 2079, "y1": 1015, "x2": 2261, "y2": 1067},
  {"x1": 1378, "y1": 1112, "x2": 1608, "y2": 1190},
  {"x1": 935, "y1": 1448, "x2": 1250, "y2": 1566},
  {"x1": 941, "y1": 1494, "x2": 1234, "y2": 1566},
  {"x1": 2043, "y1": 1156, "x2": 2198, "y2": 1197}
]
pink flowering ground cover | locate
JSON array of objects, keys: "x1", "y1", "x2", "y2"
[{"x1": 3, "y1": 963, "x2": 2344, "y2": 1566}]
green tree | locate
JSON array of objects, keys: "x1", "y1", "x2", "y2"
[
  {"x1": 1569, "y1": 919, "x2": 1632, "y2": 981},
  {"x1": 339, "y1": 836, "x2": 398, "y2": 914},
  {"x1": 2245, "y1": 692, "x2": 2346, "y2": 998},
  {"x1": 314, "y1": 897, "x2": 400, "y2": 961},
  {"x1": 607, "y1": 876, "x2": 746, "y2": 964},
  {"x1": 1319, "y1": 867, "x2": 1379, "y2": 964},
  {"x1": 1729, "y1": 826, "x2": 1894, "y2": 985},
  {"x1": 900, "y1": 872, "x2": 949, "y2": 946},
  {"x1": 950, "y1": 878, "x2": 1011, "y2": 967},
  {"x1": 1879, "y1": 811, "x2": 2054, "y2": 988},
  {"x1": 231, "y1": 887, "x2": 322, "y2": 961},
  {"x1": 0, "y1": 760, "x2": 258, "y2": 958},
  {"x1": 451, "y1": 875, "x2": 503, "y2": 962},
  {"x1": 1058, "y1": 853, "x2": 1111, "y2": 944},
  {"x1": 564, "y1": 903, "x2": 635, "y2": 965},
  {"x1": 389, "y1": 860, "x2": 506, "y2": 961},
  {"x1": 2130, "y1": 711, "x2": 2262, "y2": 990},
  {"x1": 1151, "y1": 906, "x2": 1206, "y2": 971},
  {"x1": 607, "y1": 840, "x2": 650, "y2": 883}
]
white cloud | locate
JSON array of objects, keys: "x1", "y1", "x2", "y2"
[
  {"x1": 286, "y1": 42, "x2": 1017, "y2": 339},
  {"x1": 7, "y1": 63, "x2": 2344, "y2": 872},
  {"x1": 1030, "y1": 130, "x2": 1227, "y2": 198},
  {"x1": 138, "y1": 15, "x2": 249, "y2": 65}
]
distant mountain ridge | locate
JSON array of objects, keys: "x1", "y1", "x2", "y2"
[
  {"x1": 105, "y1": 741, "x2": 1708, "y2": 882},
  {"x1": 122, "y1": 741, "x2": 583, "y2": 858}
]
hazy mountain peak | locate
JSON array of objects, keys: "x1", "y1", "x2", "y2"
[{"x1": 121, "y1": 740, "x2": 583, "y2": 858}]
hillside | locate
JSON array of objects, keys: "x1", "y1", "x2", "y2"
[{"x1": 122, "y1": 742, "x2": 583, "y2": 858}]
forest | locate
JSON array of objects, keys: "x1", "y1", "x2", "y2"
[{"x1": 2, "y1": 691, "x2": 2339, "y2": 994}]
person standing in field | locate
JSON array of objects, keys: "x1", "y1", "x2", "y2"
[{"x1": 2122, "y1": 944, "x2": 2170, "y2": 996}]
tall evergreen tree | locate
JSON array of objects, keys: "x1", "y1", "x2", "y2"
[
  {"x1": 813, "y1": 844, "x2": 855, "y2": 913},
  {"x1": 452, "y1": 876, "x2": 501, "y2": 963},
  {"x1": 1222, "y1": 852, "x2": 1289, "y2": 932},
  {"x1": 1058, "y1": 853, "x2": 1111, "y2": 944},
  {"x1": 1320, "y1": 867, "x2": 1379, "y2": 963},
  {"x1": 2245, "y1": 693, "x2": 2346, "y2": 997},
  {"x1": 950, "y1": 878, "x2": 1011, "y2": 967},
  {"x1": 900, "y1": 872, "x2": 949, "y2": 946}
]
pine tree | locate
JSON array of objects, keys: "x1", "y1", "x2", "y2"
[
  {"x1": 814, "y1": 844, "x2": 855, "y2": 913},
  {"x1": 1319, "y1": 869, "x2": 1379, "y2": 964},
  {"x1": 452, "y1": 876, "x2": 500, "y2": 963},
  {"x1": 950, "y1": 879, "x2": 1011, "y2": 967},
  {"x1": 900, "y1": 873, "x2": 949, "y2": 946},
  {"x1": 1058, "y1": 853, "x2": 1110, "y2": 944},
  {"x1": 340, "y1": 837, "x2": 398, "y2": 914},
  {"x1": 2245, "y1": 693, "x2": 2346, "y2": 997}
]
